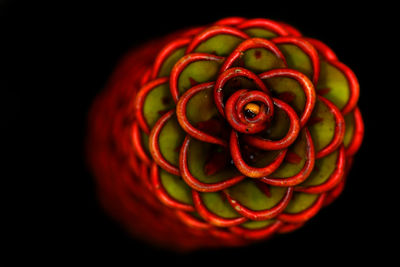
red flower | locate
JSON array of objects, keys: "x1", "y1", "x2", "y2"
[{"x1": 87, "y1": 17, "x2": 364, "y2": 251}]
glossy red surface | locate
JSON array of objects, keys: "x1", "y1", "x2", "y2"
[{"x1": 87, "y1": 17, "x2": 364, "y2": 251}]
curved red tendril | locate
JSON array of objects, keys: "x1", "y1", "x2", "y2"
[
  {"x1": 224, "y1": 89, "x2": 274, "y2": 134},
  {"x1": 151, "y1": 38, "x2": 191, "y2": 79},
  {"x1": 131, "y1": 122, "x2": 152, "y2": 165},
  {"x1": 277, "y1": 222, "x2": 305, "y2": 233},
  {"x1": 305, "y1": 38, "x2": 338, "y2": 61},
  {"x1": 186, "y1": 25, "x2": 249, "y2": 54},
  {"x1": 176, "y1": 82, "x2": 227, "y2": 146},
  {"x1": 229, "y1": 220, "x2": 283, "y2": 240},
  {"x1": 179, "y1": 136, "x2": 246, "y2": 192},
  {"x1": 345, "y1": 107, "x2": 364, "y2": 157},
  {"x1": 150, "y1": 163, "x2": 195, "y2": 212},
  {"x1": 149, "y1": 110, "x2": 181, "y2": 176},
  {"x1": 237, "y1": 18, "x2": 290, "y2": 37},
  {"x1": 134, "y1": 77, "x2": 169, "y2": 134},
  {"x1": 272, "y1": 36, "x2": 320, "y2": 84},
  {"x1": 277, "y1": 22, "x2": 302, "y2": 37},
  {"x1": 315, "y1": 96, "x2": 346, "y2": 159},
  {"x1": 278, "y1": 193, "x2": 326, "y2": 223},
  {"x1": 260, "y1": 129, "x2": 315, "y2": 186},
  {"x1": 328, "y1": 60, "x2": 360, "y2": 115},
  {"x1": 295, "y1": 145, "x2": 346, "y2": 194},
  {"x1": 214, "y1": 67, "x2": 270, "y2": 117},
  {"x1": 175, "y1": 210, "x2": 213, "y2": 229},
  {"x1": 208, "y1": 228, "x2": 244, "y2": 243},
  {"x1": 220, "y1": 37, "x2": 287, "y2": 73},
  {"x1": 223, "y1": 187, "x2": 294, "y2": 221},
  {"x1": 181, "y1": 26, "x2": 207, "y2": 38},
  {"x1": 140, "y1": 68, "x2": 153, "y2": 86},
  {"x1": 243, "y1": 98, "x2": 301, "y2": 151},
  {"x1": 214, "y1": 17, "x2": 246, "y2": 26},
  {"x1": 230, "y1": 130, "x2": 288, "y2": 178},
  {"x1": 192, "y1": 190, "x2": 247, "y2": 227},
  {"x1": 259, "y1": 68, "x2": 316, "y2": 127},
  {"x1": 170, "y1": 53, "x2": 224, "y2": 103},
  {"x1": 323, "y1": 176, "x2": 346, "y2": 207}
]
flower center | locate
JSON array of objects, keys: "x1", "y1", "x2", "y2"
[
  {"x1": 225, "y1": 89, "x2": 274, "y2": 134},
  {"x1": 243, "y1": 103, "x2": 260, "y2": 119}
]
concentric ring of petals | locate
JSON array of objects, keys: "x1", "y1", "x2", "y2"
[
  {"x1": 230, "y1": 130, "x2": 288, "y2": 178},
  {"x1": 242, "y1": 98, "x2": 301, "y2": 151},
  {"x1": 105, "y1": 17, "x2": 365, "y2": 246},
  {"x1": 214, "y1": 67, "x2": 270, "y2": 117},
  {"x1": 136, "y1": 22, "x2": 362, "y2": 236},
  {"x1": 224, "y1": 89, "x2": 274, "y2": 134}
]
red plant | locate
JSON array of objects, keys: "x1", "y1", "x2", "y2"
[{"x1": 87, "y1": 17, "x2": 364, "y2": 251}]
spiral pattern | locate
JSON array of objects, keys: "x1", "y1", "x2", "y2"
[{"x1": 88, "y1": 17, "x2": 364, "y2": 250}]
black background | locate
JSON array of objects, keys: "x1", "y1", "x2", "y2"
[{"x1": 2, "y1": 0, "x2": 395, "y2": 264}]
